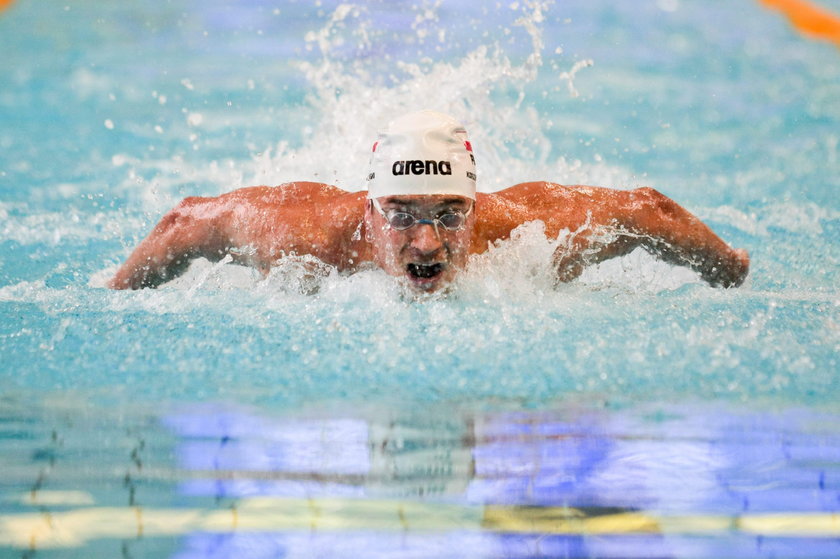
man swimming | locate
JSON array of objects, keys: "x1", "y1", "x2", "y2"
[{"x1": 108, "y1": 110, "x2": 749, "y2": 292}]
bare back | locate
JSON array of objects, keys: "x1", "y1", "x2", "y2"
[
  {"x1": 195, "y1": 181, "x2": 615, "y2": 267},
  {"x1": 230, "y1": 181, "x2": 622, "y2": 261},
  {"x1": 220, "y1": 180, "x2": 685, "y2": 267},
  {"x1": 472, "y1": 182, "x2": 631, "y2": 250},
  {"x1": 109, "y1": 180, "x2": 748, "y2": 289},
  {"x1": 109, "y1": 182, "x2": 368, "y2": 288},
  {"x1": 211, "y1": 182, "x2": 370, "y2": 271}
]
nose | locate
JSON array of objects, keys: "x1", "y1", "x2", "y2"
[{"x1": 410, "y1": 221, "x2": 443, "y2": 253}]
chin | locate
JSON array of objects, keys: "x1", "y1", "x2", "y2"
[{"x1": 406, "y1": 276, "x2": 447, "y2": 293}]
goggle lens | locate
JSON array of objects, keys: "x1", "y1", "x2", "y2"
[
  {"x1": 371, "y1": 198, "x2": 472, "y2": 232},
  {"x1": 388, "y1": 212, "x2": 417, "y2": 230},
  {"x1": 387, "y1": 211, "x2": 467, "y2": 231},
  {"x1": 437, "y1": 212, "x2": 466, "y2": 230}
]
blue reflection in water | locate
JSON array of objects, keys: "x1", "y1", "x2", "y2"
[
  {"x1": 161, "y1": 403, "x2": 840, "y2": 559},
  {"x1": 1, "y1": 0, "x2": 839, "y2": 557}
]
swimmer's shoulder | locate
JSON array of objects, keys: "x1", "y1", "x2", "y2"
[
  {"x1": 218, "y1": 182, "x2": 364, "y2": 207},
  {"x1": 474, "y1": 182, "x2": 617, "y2": 241},
  {"x1": 487, "y1": 182, "x2": 622, "y2": 208},
  {"x1": 476, "y1": 182, "x2": 580, "y2": 214},
  {"x1": 491, "y1": 181, "x2": 587, "y2": 199}
]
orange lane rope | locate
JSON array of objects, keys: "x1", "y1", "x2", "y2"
[
  {"x1": 0, "y1": 0, "x2": 14, "y2": 12},
  {"x1": 758, "y1": 0, "x2": 840, "y2": 47}
]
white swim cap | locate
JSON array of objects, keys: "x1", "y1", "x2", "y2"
[{"x1": 366, "y1": 110, "x2": 476, "y2": 200}]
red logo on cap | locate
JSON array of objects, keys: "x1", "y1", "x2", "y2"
[
  {"x1": 464, "y1": 141, "x2": 472, "y2": 152},
  {"x1": 372, "y1": 141, "x2": 378, "y2": 152}
]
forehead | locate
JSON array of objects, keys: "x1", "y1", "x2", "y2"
[{"x1": 376, "y1": 195, "x2": 471, "y2": 210}]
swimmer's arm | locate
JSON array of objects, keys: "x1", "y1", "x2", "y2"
[
  {"x1": 624, "y1": 188, "x2": 749, "y2": 287},
  {"x1": 108, "y1": 197, "x2": 230, "y2": 289},
  {"x1": 555, "y1": 187, "x2": 750, "y2": 288}
]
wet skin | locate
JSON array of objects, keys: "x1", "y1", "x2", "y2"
[
  {"x1": 364, "y1": 195, "x2": 474, "y2": 293},
  {"x1": 108, "y1": 181, "x2": 750, "y2": 291}
]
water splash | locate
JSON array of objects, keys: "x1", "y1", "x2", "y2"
[
  {"x1": 248, "y1": 0, "x2": 611, "y2": 193},
  {"x1": 2, "y1": 1, "x2": 838, "y2": 408}
]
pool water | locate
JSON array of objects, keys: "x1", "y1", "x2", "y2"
[{"x1": 1, "y1": 0, "x2": 839, "y2": 557}]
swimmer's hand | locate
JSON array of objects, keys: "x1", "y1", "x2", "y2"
[
  {"x1": 704, "y1": 247, "x2": 750, "y2": 288},
  {"x1": 628, "y1": 188, "x2": 751, "y2": 288}
]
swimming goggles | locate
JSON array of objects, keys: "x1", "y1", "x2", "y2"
[{"x1": 370, "y1": 198, "x2": 473, "y2": 234}]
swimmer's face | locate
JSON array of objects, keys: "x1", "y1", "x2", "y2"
[{"x1": 365, "y1": 195, "x2": 474, "y2": 293}]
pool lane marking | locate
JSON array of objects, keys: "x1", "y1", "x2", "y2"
[
  {"x1": 482, "y1": 506, "x2": 665, "y2": 534},
  {"x1": 2, "y1": 497, "x2": 840, "y2": 549},
  {"x1": 17, "y1": 490, "x2": 95, "y2": 507},
  {"x1": 758, "y1": 0, "x2": 840, "y2": 46}
]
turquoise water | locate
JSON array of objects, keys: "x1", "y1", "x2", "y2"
[{"x1": 1, "y1": 1, "x2": 839, "y2": 557}]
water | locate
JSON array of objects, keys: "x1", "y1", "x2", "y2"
[{"x1": 1, "y1": 0, "x2": 839, "y2": 557}]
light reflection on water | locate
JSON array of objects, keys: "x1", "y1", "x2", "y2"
[
  {"x1": 1, "y1": 0, "x2": 839, "y2": 557},
  {"x1": 2, "y1": 398, "x2": 840, "y2": 558}
]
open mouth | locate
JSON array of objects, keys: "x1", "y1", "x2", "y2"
[{"x1": 406, "y1": 262, "x2": 445, "y2": 281}]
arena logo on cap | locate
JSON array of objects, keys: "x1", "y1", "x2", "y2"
[{"x1": 391, "y1": 160, "x2": 452, "y2": 176}]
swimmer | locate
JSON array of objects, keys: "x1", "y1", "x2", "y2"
[{"x1": 108, "y1": 110, "x2": 750, "y2": 292}]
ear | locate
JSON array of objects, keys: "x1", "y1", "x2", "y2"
[
  {"x1": 363, "y1": 199, "x2": 375, "y2": 242},
  {"x1": 363, "y1": 198, "x2": 372, "y2": 225}
]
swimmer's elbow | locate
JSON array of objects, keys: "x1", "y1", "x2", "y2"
[
  {"x1": 159, "y1": 197, "x2": 225, "y2": 251},
  {"x1": 632, "y1": 187, "x2": 679, "y2": 218},
  {"x1": 109, "y1": 196, "x2": 224, "y2": 291},
  {"x1": 161, "y1": 197, "x2": 206, "y2": 229},
  {"x1": 152, "y1": 201, "x2": 190, "y2": 238},
  {"x1": 554, "y1": 254, "x2": 585, "y2": 284}
]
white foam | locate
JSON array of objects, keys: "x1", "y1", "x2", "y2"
[
  {"x1": 92, "y1": 220, "x2": 703, "y2": 306},
  {"x1": 60, "y1": 0, "x2": 633, "y2": 283},
  {"x1": 239, "y1": 1, "x2": 624, "y2": 194},
  {"x1": 0, "y1": 203, "x2": 145, "y2": 245},
  {"x1": 49, "y1": 3, "x2": 829, "y2": 304},
  {"x1": 698, "y1": 202, "x2": 840, "y2": 237}
]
